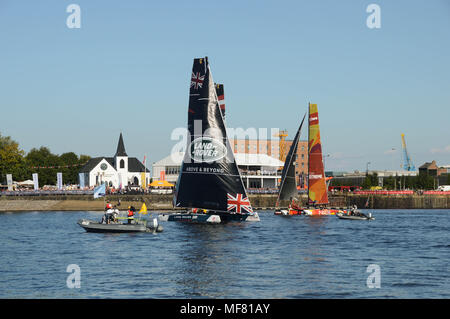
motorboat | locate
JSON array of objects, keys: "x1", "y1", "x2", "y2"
[{"x1": 336, "y1": 211, "x2": 375, "y2": 220}]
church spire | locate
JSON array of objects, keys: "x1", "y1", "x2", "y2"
[{"x1": 115, "y1": 133, "x2": 128, "y2": 157}]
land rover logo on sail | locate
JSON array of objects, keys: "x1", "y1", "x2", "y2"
[{"x1": 189, "y1": 137, "x2": 227, "y2": 162}]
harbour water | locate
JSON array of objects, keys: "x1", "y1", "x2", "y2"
[{"x1": 0, "y1": 209, "x2": 448, "y2": 299}]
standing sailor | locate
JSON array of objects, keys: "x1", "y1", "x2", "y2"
[
  {"x1": 127, "y1": 206, "x2": 136, "y2": 224},
  {"x1": 101, "y1": 202, "x2": 114, "y2": 224}
]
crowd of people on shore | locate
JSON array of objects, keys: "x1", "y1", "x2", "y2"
[{"x1": 0, "y1": 184, "x2": 173, "y2": 196}]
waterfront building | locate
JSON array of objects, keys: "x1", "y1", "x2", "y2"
[
  {"x1": 419, "y1": 160, "x2": 450, "y2": 177},
  {"x1": 229, "y1": 138, "x2": 308, "y2": 186},
  {"x1": 419, "y1": 161, "x2": 439, "y2": 177},
  {"x1": 79, "y1": 133, "x2": 150, "y2": 188},
  {"x1": 329, "y1": 170, "x2": 418, "y2": 188},
  {"x1": 419, "y1": 160, "x2": 450, "y2": 187},
  {"x1": 151, "y1": 152, "x2": 284, "y2": 189}
]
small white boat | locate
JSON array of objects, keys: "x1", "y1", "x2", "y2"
[
  {"x1": 336, "y1": 212, "x2": 375, "y2": 221},
  {"x1": 78, "y1": 218, "x2": 164, "y2": 233}
]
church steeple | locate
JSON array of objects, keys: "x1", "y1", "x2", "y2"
[{"x1": 115, "y1": 133, "x2": 128, "y2": 157}]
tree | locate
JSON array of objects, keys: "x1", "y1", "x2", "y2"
[
  {"x1": 0, "y1": 133, "x2": 28, "y2": 184},
  {"x1": 1, "y1": 132, "x2": 92, "y2": 187},
  {"x1": 25, "y1": 147, "x2": 61, "y2": 186},
  {"x1": 383, "y1": 176, "x2": 395, "y2": 190},
  {"x1": 25, "y1": 148, "x2": 91, "y2": 186},
  {"x1": 362, "y1": 173, "x2": 378, "y2": 189},
  {"x1": 59, "y1": 152, "x2": 79, "y2": 184},
  {"x1": 415, "y1": 173, "x2": 435, "y2": 190}
]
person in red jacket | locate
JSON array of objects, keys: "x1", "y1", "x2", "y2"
[{"x1": 127, "y1": 206, "x2": 136, "y2": 224}]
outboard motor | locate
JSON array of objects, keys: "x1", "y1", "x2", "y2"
[{"x1": 152, "y1": 217, "x2": 164, "y2": 232}]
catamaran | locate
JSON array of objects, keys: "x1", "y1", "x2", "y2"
[
  {"x1": 274, "y1": 113, "x2": 306, "y2": 216},
  {"x1": 161, "y1": 57, "x2": 260, "y2": 224}
]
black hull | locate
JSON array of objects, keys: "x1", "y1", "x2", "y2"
[
  {"x1": 165, "y1": 212, "x2": 221, "y2": 223},
  {"x1": 160, "y1": 211, "x2": 260, "y2": 223}
]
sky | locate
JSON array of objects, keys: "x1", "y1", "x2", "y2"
[{"x1": 0, "y1": 0, "x2": 449, "y2": 172}]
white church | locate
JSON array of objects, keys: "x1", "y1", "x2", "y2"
[{"x1": 79, "y1": 133, "x2": 150, "y2": 189}]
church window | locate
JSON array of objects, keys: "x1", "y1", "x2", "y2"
[{"x1": 120, "y1": 159, "x2": 125, "y2": 169}]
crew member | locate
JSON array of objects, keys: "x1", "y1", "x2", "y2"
[
  {"x1": 103, "y1": 203, "x2": 114, "y2": 224},
  {"x1": 127, "y1": 206, "x2": 136, "y2": 224}
]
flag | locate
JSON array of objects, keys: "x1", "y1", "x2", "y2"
[
  {"x1": 32, "y1": 173, "x2": 39, "y2": 190},
  {"x1": 141, "y1": 172, "x2": 147, "y2": 189},
  {"x1": 6, "y1": 174, "x2": 13, "y2": 191},
  {"x1": 79, "y1": 173, "x2": 85, "y2": 189},
  {"x1": 227, "y1": 193, "x2": 253, "y2": 214},
  {"x1": 93, "y1": 184, "x2": 106, "y2": 199},
  {"x1": 139, "y1": 203, "x2": 148, "y2": 215},
  {"x1": 57, "y1": 172, "x2": 63, "y2": 190}
]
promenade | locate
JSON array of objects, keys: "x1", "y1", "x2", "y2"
[{"x1": 1, "y1": 192, "x2": 449, "y2": 211}]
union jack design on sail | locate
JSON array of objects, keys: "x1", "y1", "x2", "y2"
[
  {"x1": 227, "y1": 193, "x2": 253, "y2": 214},
  {"x1": 191, "y1": 72, "x2": 205, "y2": 90}
]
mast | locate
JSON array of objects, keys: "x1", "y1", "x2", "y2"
[{"x1": 307, "y1": 103, "x2": 310, "y2": 205}]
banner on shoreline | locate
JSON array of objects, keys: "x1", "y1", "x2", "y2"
[
  {"x1": 32, "y1": 173, "x2": 39, "y2": 190},
  {"x1": 79, "y1": 173, "x2": 85, "y2": 189},
  {"x1": 6, "y1": 174, "x2": 13, "y2": 191},
  {"x1": 141, "y1": 172, "x2": 146, "y2": 189},
  {"x1": 57, "y1": 172, "x2": 63, "y2": 190}
]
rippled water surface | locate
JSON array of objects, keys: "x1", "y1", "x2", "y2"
[{"x1": 0, "y1": 209, "x2": 448, "y2": 298}]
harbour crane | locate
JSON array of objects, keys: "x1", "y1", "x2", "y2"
[
  {"x1": 273, "y1": 130, "x2": 288, "y2": 161},
  {"x1": 401, "y1": 133, "x2": 415, "y2": 171}
]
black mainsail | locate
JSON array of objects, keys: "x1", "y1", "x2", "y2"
[
  {"x1": 276, "y1": 113, "x2": 306, "y2": 206},
  {"x1": 173, "y1": 57, "x2": 258, "y2": 221}
]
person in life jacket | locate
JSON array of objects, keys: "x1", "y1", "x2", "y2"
[
  {"x1": 127, "y1": 206, "x2": 136, "y2": 224},
  {"x1": 102, "y1": 203, "x2": 114, "y2": 224}
]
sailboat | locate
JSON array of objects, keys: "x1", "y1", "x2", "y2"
[
  {"x1": 274, "y1": 113, "x2": 306, "y2": 216},
  {"x1": 303, "y1": 103, "x2": 343, "y2": 216},
  {"x1": 163, "y1": 57, "x2": 260, "y2": 223}
]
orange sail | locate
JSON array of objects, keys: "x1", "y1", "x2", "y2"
[{"x1": 308, "y1": 103, "x2": 329, "y2": 205}]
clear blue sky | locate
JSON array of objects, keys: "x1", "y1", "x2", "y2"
[{"x1": 1, "y1": 0, "x2": 449, "y2": 172}]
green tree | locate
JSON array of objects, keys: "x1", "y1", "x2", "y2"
[
  {"x1": 362, "y1": 173, "x2": 378, "y2": 189},
  {"x1": 415, "y1": 173, "x2": 435, "y2": 190},
  {"x1": 25, "y1": 147, "x2": 61, "y2": 186},
  {"x1": 59, "y1": 152, "x2": 79, "y2": 184},
  {"x1": 383, "y1": 176, "x2": 395, "y2": 190},
  {"x1": 26, "y1": 149, "x2": 91, "y2": 186},
  {"x1": 1, "y1": 133, "x2": 92, "y2": 187},
  {"x1": 58, "y1": 152, "x2": 90, "y2": 185},
  {"x1": 0, "y1": 133, "x2": 28, "y2": 184}
]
